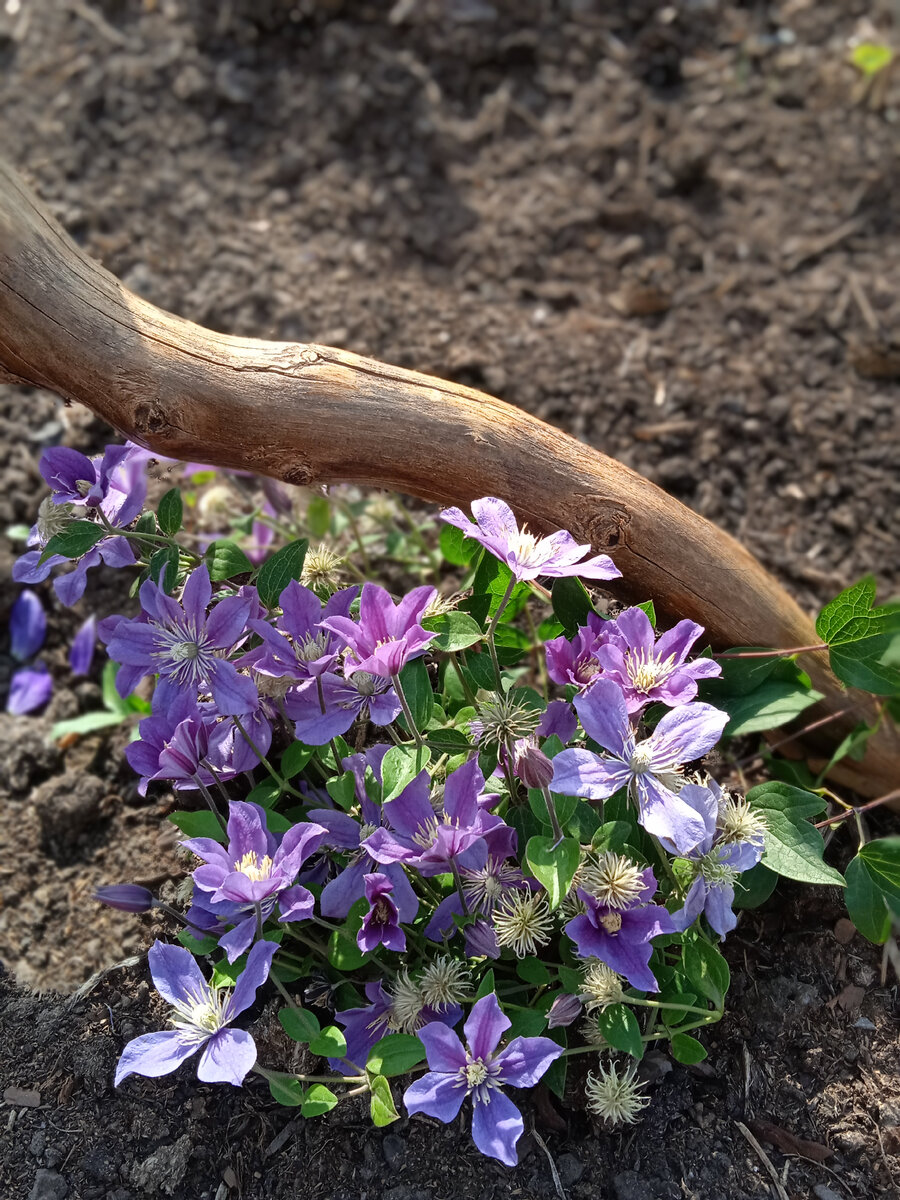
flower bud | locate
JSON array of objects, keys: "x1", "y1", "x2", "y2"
[
  {"x1": 94, "y1": 884, "x2": 155, "y2": 913},
  {"x1": 464, "y1": 919, "x2": 500, "y2": 960},
  {"x1": 547, "y1": 992, "x2": 583, "y2": 1029},
  {"x1": 514, "y1": 740, "x2": 555, "y2": 790}
]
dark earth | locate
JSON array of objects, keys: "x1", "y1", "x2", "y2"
[{"x1": 1, "y1": 1, "x2": 899, "y2": 1198}]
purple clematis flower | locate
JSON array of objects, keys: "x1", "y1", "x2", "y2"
[
  {"x1": 441, "y1": 496, "x2": 621, "y2": 585},
  {"x1": 126, "y1": 695, "x2": 211, "y2": 795},
  {"x1": 668, "y1": 783, "x2": 765, "y2": 937},
  {"x1": 332, "y1": 980, "x2": 462, "y2": 1076},
  {"x1": 10, "y1": 591, "x2": 46, "y2": 661},
  {"x1": 6, "y1": 664, "x2": 53, "y2": 714},
  {"x1": 564, "y1": 869, "x2": 674, "y2": 992},
  {"x1": 595, "y1": 607, "x2": 721, "y2": 713},
  {"x1": 404, "y1": 992, "x2": 563, "y2": 1166},
  {"x1": 551, "y1": 678, "x2": 728, "y2": 855},
  {"x1": 69, "y1": 614, "x2": 98, "y2": 676},
  {"x1": 424, "y1": 824, "x2": 523, "y2": 943},
  {"x1": 285, "y1": 669, "x2": 401, "y2": 745},
  {"x1": 545, "y1": 613, "x2": 612, "y2": 687},
  {"x1": 358, "y1": 873, "x2": 406, "y2": 953},
  {"x1": 184, "y1": 801, "x2": 327, "y2": 961},
  {"x1": 105, "y1": 565, "x2": 258, "y2": 715},
  {"x1": 246, "y1": 581, "x2": 358, "y2": 683},
  {"x1": 319, "y1": 581, "x2": 436, "y2": 678},
  {"x1": 114, "y1": 939, "x2": 277, "y2": 1087},
  {"x1": 363, "y1": 757, "x2": 504, "y2": 878},
  {"x1": 308, "y1": 746, "x2": 419, "y2": 924}
]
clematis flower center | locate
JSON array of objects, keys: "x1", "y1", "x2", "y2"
[
  {"x1": 465, "y1": 1058, "x2": 489, "y2": 1087},
  {"x1": 297, "y1": 631, "x2": 331, "y2": 662},
  {"x1": 509, "y1": 528, "x2": 538, "y2": 563},
  {"x1": 599, "y1": 912, "x2": 623, "y2": 934},
  {"x1": 235, "y1": 851, "x2": 274, "y2": 882},
  {"x1": 628, "y1": 742, "x2": 654, "y2": 774},
  {"x1": 169, "y1": 985, "x2": 230, "y2": 1041},
  {"x1": 625, "y1": 650, "x2": 675, "y2": 693},
  {"x1": 411, "y1": 816, "x2": 441, "y2": 849},
  {"x1": 75, "y1": 478, "x2": 95, "y2": 497},
  {"x1": 170, "y1": 640, "x2": 201, "y2": 662}
]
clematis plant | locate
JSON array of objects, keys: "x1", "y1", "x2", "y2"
[{"x1": 23, "y1": 442, "x2": 876, "y2": 1166}]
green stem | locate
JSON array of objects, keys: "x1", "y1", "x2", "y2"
[
  {"x1": 446, "y1": 651, "x2": 478, "y2": 707},
  {"x1": 191, "y1": 773, "x2": 226, "y2": 828},
  {"x1": 629, "y1": 997, "x2": 715, "y2": 1019},
  {"x1": 391, "y1": 672, "x2": 426, "y2": 753},
  {"x1": 485, "y1": 576, "x2": 518, "y2": 691},
  {"x1": 540, "y1": 784, "x2": 564, "y2": 843},
  {"x1": 233, "y1": 716, "x2": 302, "y2": 798},
  {"x1": 450, "y1": 860, "x2": 470, "y2": 916}
]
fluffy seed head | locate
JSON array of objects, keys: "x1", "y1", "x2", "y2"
[
  {"x1": 493, "y1": 891, "x2": 554, "y2": 957},
  {"x1": 579, "y1": 851, "x2": 645, "y2": 910},
  {"x1": 581, "y1": 960, "x2": 625, "y2": 1012},
  {"x1": 579, "y1": 1018, "x2": 610, "y2": 1050},
  {"x1": 387, "y1": 970, "x2": 425, "y2": 1034},
  {"x1": 37, "y1": 496, "x2": 75, "y2": 544},
  {"x1": 585, "y1": 1060, "x2": 650, "y2": 1125},
  {"x1": 471, "y1": 692, "x2": 541, "y2": 750},
  {"x1": 419, "y1": 956, "x2": 471, "y2": 1011},
  {"x1": 301, "y1": 543, "x2": 345, "y2": 593},
  {"x1": 717, "y1": 794, "x2": 767, "y2": 846}
]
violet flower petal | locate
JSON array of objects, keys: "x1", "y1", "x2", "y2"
[
  {"x1": 147, "y1": 941, "x2": 208, "y2": 1007},
  {"x1": 418, "y1": 1022, "x2": 468, "y2": 1073},
  {"x1": 114, "y1": 1031, "x2": 198, "y2": 1085},
  {"x1": 573, "y1": 678, "x2": 632, "y2": 757},
  {"x1": 197, "y1": 1027, "x2": 257, "y2": 1086},
  {"x1": 69, "y1": 614, "x2": 98, "y2": 676},
  {"x1": 6, "y1": 665, "x2": 53, "y2": 714},
  {"x1": 471, "y1": 1089, "x2": 524, "y2": 1167},
  {"x1": 464, "y1": 993, "x2": 509, "y2": 1062},
  {"x1": 226, "y1": 939, "x2": 277, "y2": 1019},
  {"x1": 10, "y1": 591, "x2": 46, "y2": 661},
  {"x1": 493, "y1": 1036, "x2": 563, "y2": 1090},
  {"x1": 403, "y1": 1072, "x2": 467, "y2": 1123}
]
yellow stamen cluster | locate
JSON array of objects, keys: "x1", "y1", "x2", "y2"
[{"x1": 235, "y1": 851, "x2": 274, "y2": 882}]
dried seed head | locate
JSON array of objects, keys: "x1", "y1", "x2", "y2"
[
  {"x1": 493, "y1": 891, "x2": 554, "y2": 958},
  {"x1": 37, "y1": 496, "x2": 75, "y2": 544},
  {"x1": 581, "y1": 960, "x2": 625, "y2": 1013},
  {"x1": 585, "y1": 1060, "x2": 650, "y2": 1125},
  {"x1": 301, "y1": 543, "x2": 345, "y2": 593},
  {"x1": 419, "y1": 956, "x2": 471, "y2": 1011},
  {"x1": 387, "y1": 970, "x2": 425, "y2": 1034},
  {"x1": 579, "y1": 852, "x2": 645, "y2": 910},
  {"x1": 717, "y1": 793, "x2": 767, "y2": 846},
  {"x1": 470, "y1": 692, "x2": 541, "y2": 750}
]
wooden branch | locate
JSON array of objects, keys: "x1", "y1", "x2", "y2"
[{"x1": 0, "y1": 158, "x2": 897, "y2": 802}]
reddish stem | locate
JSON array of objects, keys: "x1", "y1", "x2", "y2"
[{"x1": 814, "y1": 789, "x2": 900, "y2": 829}]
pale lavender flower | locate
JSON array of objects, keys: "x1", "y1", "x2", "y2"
[
  {"x1": 564, "y1": 869, "x2": 673, "y2": 992},
  {"x1": 331, "y1": 980, "x2": 462, "y2": 1076},
  {"x1": 441, "y1": 497, "x2": 621, "y2": 584},
  {"x1": 105, "y1": 565, "x2": 257, "y2": 715},
  {"x1": 551, "y1": 678, "x2": 728, "y2": 855},
  {"x1": 404, "y1": 992, "x2": 563, "y2": 1166},
  {"x1": 358, "y1": 872, "x2": 405, "y2": 953},
  {"x1": 245, "y1": 581, "x2": 358, "y2": 682},
  {"x1": 114, "y1": 939, "x2": 276, "y2": 1087},
  {"x1": 546, "y1": 993, "x2": 583, "y2": 1029},
  {"x1": 285, "y1": 670, "x2": 401, "y2": 745},
  {"x1": 184, "y1": 801, "x2": 326, "y2": 962},
  {"x1": 596, "y1": 607, "x2": 721, "y2": 713},
  {"x1": 545, "y1": 613, "x2": 612, "y2": 687},
  {"x1": 10, "y1": 592, "x2": 46, "y2": 661},
  {"x1": 319, "y1": 581, "x2": 436, "y2": 678},
  {"x1": 69, "y1": 614, "x2": 98, "y2": 676}
]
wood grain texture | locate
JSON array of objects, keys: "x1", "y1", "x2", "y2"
[{"x1": 0, "y1": 158, "x2": 896, "y2": 800}]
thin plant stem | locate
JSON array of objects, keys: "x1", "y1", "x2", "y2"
[
  {"x1": 540, "y1": 784, "x2": 564, "y2": 844},
  {"x1": 714, "y1": 644, "x2": 827, "y2": 659},
  {"x1": 391, "y1": 671, "x2": 426, "y2": 754},
  {"x1": 233, "y1": 715, "x2": 303, "y2": 798},
  {"x1": 450, "y1": 860, "x2": 470, "y2": 916},
  {"x1": 815, "y1": 788, "x2": 900, "y2": 829},
  {"x1": 191, "y1": 773, "x2": 226, "y2": 827}
]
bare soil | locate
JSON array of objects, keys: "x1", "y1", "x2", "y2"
[{"x1": 1, "y1": 2, "x2": 899, "y2": 1198}]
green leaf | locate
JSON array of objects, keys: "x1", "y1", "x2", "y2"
[
  {"x1": 278, "y1": 1006, "x2": 321, "y2": 1044},
  {"x1": 425, "y1": 728, "x2": 473, "y2": 755},
  {"x1": 709, "y1": 648, "x2": 781, "y2": 696},
  {"x1": 721, "y1": 680, "x2": 823, "y2": 736},
  {"x1": 149, "y1": 544, "x2": 180, "y2": 592},
  {"x1": 439, "y1": 523, "x2": 479, "y2": 566},
  {"x1": 565, "y1": 800, "x2": 603, "y2": 842},
  {"x1": 844, "y1": 856, "x2": 891, "y2": 944},
  {"x1": 681, "y1": 936, "x2": 729, "y2": 1007},
  {"x1": 267, "y1": 1074, "x2": 305, "y2": 1107},
  {"x1": 528, "y1": 787, "x2": 578, "y2": 831},
  {"x1": 829, "y1": 645, "x2": 900, "y2": 696},
  {"x1": 557, "y1": 967, "x2": 583, "y2": 996},
  {"x1": 157, "y1": 488, "x2": 183, "y2": 537},
  {"x1": 40, "y1": 520, "x2": 104, "y2": 564},
  {"x1": 516, "y1": 957, "x2": 552, "y2": 987},
  {"x1": 422, "y1": 611, "x2": 484, "y2": 652},
  {"x1": 748, "y1": 782, "x2": 844, "y2": 886},
  {"x1": 281, "y1": 741, "x2": 314, "y2": 779},
  {"x1": 366, "y1": 1034, "x2": 426, "y2": 1078},
  {"x1": 635, "y1": 599, "x2": 656, "y2": 628},
  {"x1": 204, "y1": 539, "x2": 253, "y2": 582},
  {"x1": 301, "y1": 1083, "x2": 338, "y2": 1118},
  {"x1": 670, "y1": 1033, "x2": 707, "y2": 1064},
  {"x1": 134, "y1": 512, "x2": 158, "y2": 535},
  {"x1": 51, "y1": 711, "x2": 126, "y2": 739},
  {"x1": 816, "y1": 577, "x2": 900, "y2": 647},
  {"x1": 257, "y1": 538, "x2": 310, "y2": 608},
  {"x1": 381, "y1": 744, "x2": 429, "y2": 803},
  {"x1": 597, "y1": 1004, "x2": 643, "y2": 1059},
  {"x1": 177, "y1": 929, "x2": 218, "y2": 955},
  {"x1": 851, "y1": 41, "x2": 894, "y2": 76},
  {"x1": 370, "y1": 1074, "x2": 400, "y2": 1127},
  {"x1": 732, "y1": 863, "x2": 779, "y2": 910},
  {"x1": 396, "y1": 658, "x2": 433, "y2": 732},
  {"x1": 326, "y1": 771, "x2": 358, "y2": 812},
  {"x1": 475, "y1": 970, "x2": 495, "y2": 999},
  {"x1": 168, "y1": 810, "x2": 226, "y2": 843},
  {"x1": 591, "y1": 820, "x2": 634, "y2": 853},
  {"x1": 858, "y1": 838, "x2": 900, "y2": 905},
  {"x1": 544, "y1": 1047, "x2": 567, "y2": 1100},
  {"x1": 306, "y1": 494, "x2": 332, "y2": 540},
  {"x1": 525, "y1": 836, "x2": 581, "y2": 911},
  {"x1": 308, "y1": 1025, "x2": 347, "y2": 1060},
  {"x1": 506, "y1": 1008, "x2": 548, "y2": 1038},
  {"x1": 468, "y1": 553, "x2": 530, "y2": 621},
  {"x1": 551, "y1": 576, "x2": 594, "y2": 637},
  {"x1": 246, "y1": 780, "x2": 281, "y2": 809}
]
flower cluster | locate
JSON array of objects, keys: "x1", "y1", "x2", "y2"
[{"x1": 16, "y1": 452, "x2": 773, "y2": 1167}]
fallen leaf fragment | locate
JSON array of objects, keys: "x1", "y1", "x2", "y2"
[{"x1": 748, "y1": 1118, "x2": 833, "y2": 1163}]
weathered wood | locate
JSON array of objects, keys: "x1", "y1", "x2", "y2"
[{"x1": 0, "y1": 158, "x2": 897, "y2": 800}]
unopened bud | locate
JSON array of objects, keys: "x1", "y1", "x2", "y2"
[
  {"x1": 94, "y1": 884, "x2": 155, "y2": 913},
  {"x1": 547, "y1": 992, "x2": 583, "y2": 1029},
  {"x1": 464, "y1": 919, "x2": 500, "y2": 960},
  {"x1": 514, "y1": 741, "x2": 555, "y2": 790}
]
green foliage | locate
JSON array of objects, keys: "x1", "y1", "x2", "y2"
[
  {"x1": 301, "y1": 1084, "x2": 339, "y2": 1118},
  {"x1": 369, "y1": 1075, "x2": 400, "y2": 1126},
  {"x1": 551, "y1": 576, "x2": 594, "y2": 636},
  {"x1": 670, "y1": 1033, "x2": 707, "y2": 1064},
  {"x1": 844, "y1": 856, "x2": 891, "y2": 944},
  {"x1": 396, "y1": 658, "x2": 434, "y2": 731},
  {"x1": 257, "y1": 538, "x2": 309, "y2": 607},
  {"x1": 596, "y1": 1004, "x2": 643, "y2": 1058},
  {"x1": 278, "y1": 1006, "x2": 321, "y2": 1044},
  {"x1": 204, "y1": 539, "x2": 253, "y2": 582},
  {"x1": 422, "y1": 611, "x2": 484, "y2": 652},
  {"x1": 39, "y1": 520, "x2": 104, "y2": 564},
  {"x1": 366, "y1": 1034, "x2": 426, "y2": 1077},
  {"x1": 516, "y1": 957, "x2": 552, "y2": 986},
  {"x1": 267, "y1": 1074, "x2": 305, "y2": 1106},
  {"x1": 851, "y1": 42, "x2": 894, "y2": 77},
  {"x1": 308, "y1": 1025, "x2": 348, "y2": 1060},
  {"x1": 747, "y1": 782, "x2": 845, "y2": 886},
  {"x1": 167, "y1": 810, "x2": 226, "y2": 842},
  {"x1": 525, "y1": 836, "x2": 580, "y2": 910},
  {"x1": 816, "y1": 578, "x2": 900, "y2": 696},
  {"x1": 157, "y1": 488, "x2": 183, "y2": 537}
]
